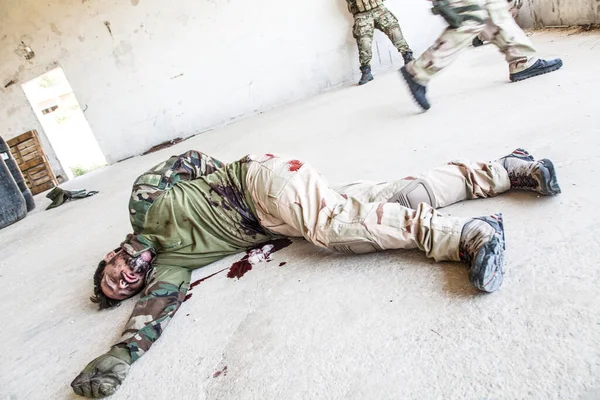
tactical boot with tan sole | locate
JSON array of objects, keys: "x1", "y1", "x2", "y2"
[
  {"x1": 460, "y1": 213, "x2": 505, "y2": 293},
  {"x1": 497, "y1": 148, "x2": 561, "y2": 195}
]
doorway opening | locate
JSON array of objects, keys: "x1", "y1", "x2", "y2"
[{"x1": 22, "y1": 67, "x2": 106, "y2": 180}]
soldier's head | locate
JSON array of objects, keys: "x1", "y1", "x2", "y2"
[{"x1": 90, "y1": 248, "x2": 154, "y2": 309}]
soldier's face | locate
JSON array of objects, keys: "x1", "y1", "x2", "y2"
[{"x1": 100, "y1": 250, "x2": 150, "y2": 300}]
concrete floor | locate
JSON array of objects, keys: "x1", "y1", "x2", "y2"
[{"x1": 1, "y1": 31, "x2": 600, "y2": 400}]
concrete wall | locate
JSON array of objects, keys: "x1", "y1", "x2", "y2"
[
  {"x1": 0, "y1": 0, "x2": 445, "y2": 167},
  {"x1": 518, "y1": 0, "x2": 600, "y2": 28}
]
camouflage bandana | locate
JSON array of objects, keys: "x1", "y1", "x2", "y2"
[
  {"x1": 118, "y1": 234, "x2": 157, "y2": 286},
  {"x1": 120, "y1": 233, "x2": 155, "y2": 257},
  {"x1": 126, "y1": 252, "x2": 153, "y2": 274}
]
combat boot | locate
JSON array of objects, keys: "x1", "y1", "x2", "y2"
[
  {"x1": 460, "y1": 214, "x2": 505, "y2": 293},
  {"x1": 402, "y1": 51, "x2": 414, "y2": 65},
  {"x1": 400, "y1": 66, "x2": 430, "y2": 110},
  {"x1": 472, "y1": 36, "x2": 484, "y2": 47},
  {"x1": 497, "y1": 148, "x2": 561, "y2": 195},
  {"x1": 358, "y1": 65, "x2": 374, "y2": 85},
  {"x1": 509, "y1": 58, "x2": 563, "y2": 82}
]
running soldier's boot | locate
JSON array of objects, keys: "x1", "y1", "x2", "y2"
[
  {"x1": 497, "y1": 148, "x2": 561, "y2": 195},
  {"x1": 400, "y1": 66, "x2": 430, "y2": 110},
  {"x1": 460, "y1": 214, "x2": 505, "y2": 293},
  {"x1": 358, "y1": 65, "x2": 374, "y2": 85},
  {"x1": 402, "y1": 51, "x2": 414, "y2": 64},
  {"x1": 509, "y1": 58, "x2": 563, "y2": 82}
]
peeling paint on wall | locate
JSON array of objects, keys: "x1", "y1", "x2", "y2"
[
  {"x1": 50, "y1": 23, "x2": 62, "y2": 36},
  {"x1": 15, "y1": 42, "x2": 35, "y2": 60},
  {"x1": 103, "y1": 21, "x2": 113, "y2": 37},
  {"x1": 519, "y1": 0, "x2": 600, "y2": 28}
]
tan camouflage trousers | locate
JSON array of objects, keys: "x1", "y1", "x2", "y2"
[
  {"x1": 246, "y1": 154, "x2": 510, "y2": 262},
  {"x1": 408, "y1": 0, "x2": 537, "y2": 84},
  {"x1": 478, "y1": 0, "x2": 523, "y2": 41},
  {"x1": 353, "y1": 5, "x2": 411, "y2": 67}
]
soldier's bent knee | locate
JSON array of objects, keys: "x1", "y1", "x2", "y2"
[{"x1": 387, "y1": 179, "x2": 437, "y2": 209}]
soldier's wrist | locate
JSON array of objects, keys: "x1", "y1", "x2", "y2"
[{"x1": 108, "y1": 345, "x2": 133, "y2": 365}]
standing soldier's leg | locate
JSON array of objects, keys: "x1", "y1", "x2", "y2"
[
  {"x1": 246, "y1": 154, "x2": 508, "y2": 292},
  {"x1": 353, "y1": 12, "x2": 376, "y2": 85},
  {"x1": 406, "y1": 1, "x2": 487, "y2": 85},
  {"x1": 484, "y1": 0, "x2": 562, "y2": 81},
  {"x1": 373, "y1": 6, "x2": 414, "y2": 64}
]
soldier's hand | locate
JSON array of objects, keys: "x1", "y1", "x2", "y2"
[{"x1": 71, "y1": 347, "x2": 131, "y2": 398}]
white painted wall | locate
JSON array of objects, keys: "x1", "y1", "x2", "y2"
[
  {"x1": 518, "y1": 0, "x2": 600, "y2": 28},
  {"x1": 0, "y1": 0, "x2": 445, "y2": 168}
]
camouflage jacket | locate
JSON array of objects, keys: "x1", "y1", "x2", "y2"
[
  {"x1": 347, "y1": 0, "x2": 384, "y2": 14},
  {"x1": 115, "y1": 151, "x2": 275, "y2": 362}
]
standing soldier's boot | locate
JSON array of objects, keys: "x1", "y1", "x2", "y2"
[
  {"x1": 358, "y1": 65, "x2": 374, "y2": 85},
  {"x1": 497, "y1": 148, "x2": 561, "y2": 195},
  {"x1": 402, "y1": 51, "x2": 414, "y2": 64}
]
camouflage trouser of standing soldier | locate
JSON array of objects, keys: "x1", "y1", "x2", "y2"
[
  {"x1": 407, "y1": 0, "x2": 537, "y2": 84},
  {"x1": 246, "y1": 154, "x2": 510, "y2": 262},
  {"x1": 353, "y1": 5, "x2": 411, "y2": 67}
]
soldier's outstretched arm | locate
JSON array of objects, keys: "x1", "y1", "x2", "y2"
[{"x1": 71, "y1": 265, "x2": 191, "y2": 398}]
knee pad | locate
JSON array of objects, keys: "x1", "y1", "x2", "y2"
[
  {"x1": 329, "y1": 239, "x2": 383, "y2": 255},
  {"x1": 387, "y1": 179, "x2": 437, "y2": 209}
]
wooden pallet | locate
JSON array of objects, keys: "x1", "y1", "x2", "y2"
[{"x1": 7, "y1": 130, "x2": 57, "y2": 195}]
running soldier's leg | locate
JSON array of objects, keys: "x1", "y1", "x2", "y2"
[
  {"x1": 477, "y1": 0, "x2": 522, "y2": 42},
  {"x1": 373, "y1": 6, "x2": 411, "y2": 55},
  {"x1": 353, "y1": 11, "x2": 376, "y2": 67},
  {"x1": 508, "y1": 0, "x2": 523, "y2": 18},
  {"x1": 407, "y1": 0, "x2": 488, "y2": 84},
  {"x1": 484, "y1": 0, "x2": 537, "y2": 74}
]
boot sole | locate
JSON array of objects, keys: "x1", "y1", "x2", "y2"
[
  {"x1": 538, "y1": 158, "x2": 562, "y2": 195},
  {"x1": 510, "y1": 60, "x2": 563, "y2": 82},
  {"x1": 470, "y1": 213, "x2": 505, "y2": 293},
  {"x1": 399, "y1": 67, "x2": 431, "y2": 111},
  {"x1": 358, "y1": 76, "x2": 374, "y2": 86}
]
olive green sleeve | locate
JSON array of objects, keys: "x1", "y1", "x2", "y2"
[{"x1": 114, "y1": 264, "x2": 191, "y2": 362}]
